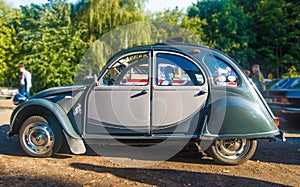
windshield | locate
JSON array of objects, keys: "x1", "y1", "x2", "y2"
[{"x1": 269, "y1": 79, "x2": 289, "y2": 89}]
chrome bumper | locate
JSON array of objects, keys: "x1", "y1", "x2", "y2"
[{"x1": 275, "y1": 130, "x2": 286, "y2": 142}]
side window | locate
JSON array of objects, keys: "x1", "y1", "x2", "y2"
[
  {"x1": 155, "y1": 53, "x2": 204, "y2": 86},
  {"x1": 203, "y1": 55, "x2": 240, "y2": 87},
  {"x1": 102, "y1": 53, "x2": 149, "y2": 86},
  {"x1": 291, "y1": 79, "x2": 300, "y2": 89}
]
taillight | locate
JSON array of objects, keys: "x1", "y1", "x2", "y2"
[
  {"x1": 275, "y1": 117, "x2": 280, "y2": 126},
  {"x1": 271, "y1": 98, "x2": 289, "y2": 104}
]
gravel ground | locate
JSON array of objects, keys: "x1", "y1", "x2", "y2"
[{"x1": 0, "y1": 99, "x2": 299, "y2": 187}]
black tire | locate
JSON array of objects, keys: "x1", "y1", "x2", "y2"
[
  {"x1": 206, "y1": 138, "x2": 257, "y2": 165},
  {"x1": 19, "y1": 115, "x2": 63, "y2": 157}
]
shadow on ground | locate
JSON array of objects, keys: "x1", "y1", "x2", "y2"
[
  {"x1": 1, "y1": 124, "x2": 299, "y2": 165},
  {"x1": 70, "y1": 162, "x2": 287, "y2": 187},
  {"x1": 0, "y1": 125, "x2": 25, "y2": 156},
  {"x1": 0, "y1": 171, "x2": 79, "y2": 187}
]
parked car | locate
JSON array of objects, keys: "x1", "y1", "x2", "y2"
[
  {"x1": 8, "y1": 44, "x2": 284, "y2": 165},
  {"x1": 263, "y1": 78, "x2": 300, "y2": 122},
  {"x1": 265, "y1": 79, "x2": 280, "y2": 90}
]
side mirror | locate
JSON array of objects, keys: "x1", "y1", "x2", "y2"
[{"x1": 13, "y1": 94, "x2": 27, "y2": 105}]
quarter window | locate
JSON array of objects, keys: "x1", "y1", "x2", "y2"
[{"x1": 203, "y1": 55, "x2": 240, "y2": 87}]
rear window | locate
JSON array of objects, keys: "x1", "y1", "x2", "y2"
[{"x1": 203, "y1": 55, "x2": 240, "y2": 87}]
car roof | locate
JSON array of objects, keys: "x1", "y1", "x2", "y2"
[
  {"x1": 108, "y1": 43, "x2": 231, "y2": 65},
  {"x1": 102, "y1": 43, "x2": 245, "y2": 81}
]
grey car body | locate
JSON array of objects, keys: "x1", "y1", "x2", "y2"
[{"x1": 8, "y1": 44, "x2": 282, "y2": 165}]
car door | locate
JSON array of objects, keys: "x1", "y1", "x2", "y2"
[
  {"x1": 152, "y1": 52, "x2": 208, "y2": 135},
  {"x1": 85, "y1": 51, "x2": 151, "y2": 135}
]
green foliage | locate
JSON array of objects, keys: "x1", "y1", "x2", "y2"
[
  {"x1": 187, "y1": 0, "x2": 300, "y2": 78},
  {"x1": 151, "y1": 8, "x2": 207, "y2": 45},
  {"x1": 188, "y1": 0, "x2": 256, "y2": 68},
  {"x1": 282, "y1": 66, "x2": 300, "y2": 78},
  {"x1": 237, "y1": 0, "x2": 300, "y2": 78},
  {"x1": 0, "y1": 0, "x2": 299, "y2": 92},
  {"x1": 72, "y1": 0, "x2": 145, "y2": 40},
  {"x1": 0, "y1": 0, "x2": 21, "y2": 87},
  {"x1": 18, "y1": 0, "x2": 88, "y2": 92}
]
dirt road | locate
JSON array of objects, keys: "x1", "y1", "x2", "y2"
[{"x1": 0, "y1": 103, "x2": 299, "y2": 186}]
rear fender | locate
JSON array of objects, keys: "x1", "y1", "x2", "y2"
[{"x1": 202, "y1": 96, "x2": 279, "y2": 139}]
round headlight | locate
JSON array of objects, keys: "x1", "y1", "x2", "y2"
[{"x1": 13, "y1": 94, "x2": 27, "y2": 105}]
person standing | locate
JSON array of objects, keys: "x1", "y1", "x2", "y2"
[
  {"x1": 244, "y1": 69, "x2": 251, "y2": 78},
  {"x1": 18, "y1": 64, "x2": 32, "y2": 98},
  {"x1": 251, "y1": 64, "x2": 264, "y2": 92}
]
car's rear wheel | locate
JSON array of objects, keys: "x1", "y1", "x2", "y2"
[
  {"x1": 19, "y1": 115, "x2": 63, "y2": 157},
  {"x1": 207, "y1": 138, "x2": 257, "y2": 165}
]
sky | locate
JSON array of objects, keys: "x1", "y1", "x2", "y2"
[{"x1": 4, "y1": 0, "x2": 198, "y2": 12}]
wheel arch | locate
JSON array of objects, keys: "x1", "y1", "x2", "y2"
[
  {"x1": 10, "y1": 99, "x2": 81, "y2": 139},
  {"x1": 203, "y1": 95, "x2": 279, "y2": 139}
]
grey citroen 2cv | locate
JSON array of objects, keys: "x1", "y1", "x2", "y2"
[{"x1": 9, "y1": 44, "x2": 284, "y2": 165}]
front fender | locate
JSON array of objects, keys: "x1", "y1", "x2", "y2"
[
  {"x1": 203, "y1": 95, "x2": 279, "y2": 139},
  {"x1": 10, "y1": 98, "x2": 81, "y2": 139}
]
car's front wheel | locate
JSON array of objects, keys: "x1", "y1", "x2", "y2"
[
  {"x1": 19, "y1": 115, "x2": 63, "y2": 157},
  {"x1": 207, "y1": 138, "x2": 257, "y2": 165}
]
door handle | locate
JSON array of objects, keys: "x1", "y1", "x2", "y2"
[
  {"x1": 194, "y1": 90, "x2": 207, "y2": 97},
  {"x1": 130, "y1": 90, "x2": 148, "y2": 98}
]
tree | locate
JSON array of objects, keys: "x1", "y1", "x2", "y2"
[
  {"x1": 254, "y1": 0, "x2": 287, "y2": 77},
  {"x1": 0, "y1": 0, "x2": 21, "y2": 87},
  {"x1": 233, "y1": 0, "x2": 300, "y2": 77},
  {"x1": 71, "y1": 0, "x2": 145, "y2": 40},
  {"x1": 18, "y1": 0, "x2": 88, "y2": 92},
  {"x1": 151, "y1": 8, "x2": 206, "y2": 45},
  {"x1": 188, "y1": 0, "x2": 256, "y2": 68}
]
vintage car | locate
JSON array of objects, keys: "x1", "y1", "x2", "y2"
[
  {"x1": 8, "y1": 44, "x2": 284, "y2": 165},
  {"x1": 264, "y1": 78, "x2": 300, "y2": 122}
]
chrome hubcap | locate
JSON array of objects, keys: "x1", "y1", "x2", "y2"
[
  {"x1": 22, "y1": 123, "x2": 55, "y2": 154},
  {"x1": 215, "y1": 139, "x2": 250, "y2": 160}
]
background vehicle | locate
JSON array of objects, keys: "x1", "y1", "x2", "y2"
[
  {"x1": 264, "y1": 78, "x2": 300, "y2": 122},
  {"x1": 265, "y1": 79, "x2": 279, "y2": 90},
  {"x1": 9, "y1": 44, "x2": 282, "y2": 165}
]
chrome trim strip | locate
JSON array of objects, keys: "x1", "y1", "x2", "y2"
[{"x1": 83, "y1": 134, "x2": 198, "y2": 139}]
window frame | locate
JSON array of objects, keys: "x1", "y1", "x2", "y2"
[
  {"x1": 202, "y1": 54, "x2": 241, "y2": 87},
  {"x1": 99, "y1": 51, "x2": 151, "y2": 87},
  {"x1": 153, "y1": 51, "x2": 206, "y2": 87}
]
